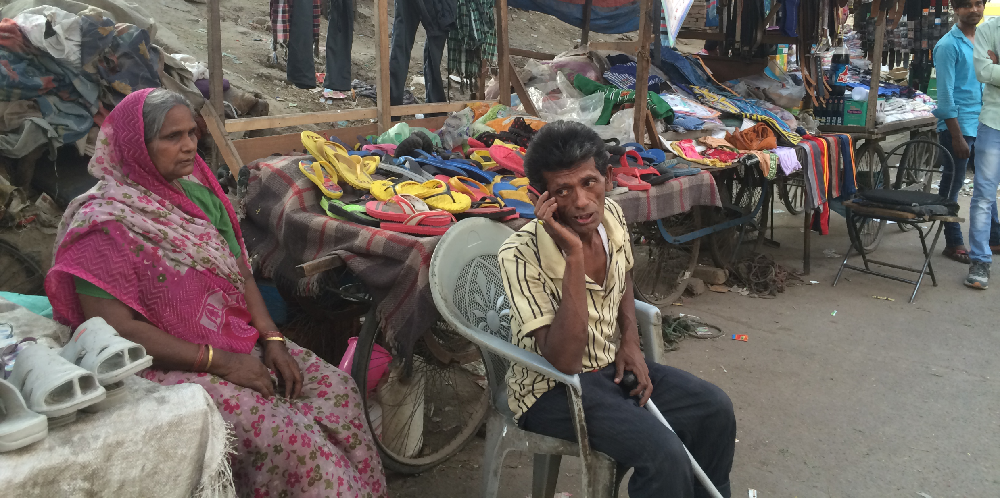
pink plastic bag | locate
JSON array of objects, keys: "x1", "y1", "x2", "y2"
[{"x1": 338, "y1": 337, "x2": 392, "y2": 393}]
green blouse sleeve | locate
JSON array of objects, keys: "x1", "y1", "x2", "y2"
[
  {"x1": 178, "y1": 179, "x2": 242, "y2": 258},
  {"x1": 75, "y1": 276, "x2": 115, "y2": 299}
]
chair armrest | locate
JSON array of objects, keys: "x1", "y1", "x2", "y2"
[
  {"x1": 634, "y1": 299, "x2": 664, "y2": 363},
  {"x1": 451, "y1": 322, "x2": 582, "y2": 391}
]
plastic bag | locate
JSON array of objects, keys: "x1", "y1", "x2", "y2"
[
  {"x1": 538, "y1": 93, "x2": 604, "y2": 125},
  {"x1": 590, "y1": 109, "x2": 635, "y2": 145}
]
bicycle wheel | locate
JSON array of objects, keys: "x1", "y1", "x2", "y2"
[
  {"x1": 709, "y1": 164, "x2": 769, "y2": 268},
  {"x1": 631, "y1": 209, "x2": 702, "y2": 306},
  {"x1": 852, "y1": 142, "x2": 889, "y2": 253},
  {"x1": 777, "y1": 175, "x2": 804, "y2": 215},
  {"x1": 891, "y1": 133, "x2": 938, "y2": 232},
  {"x1": 0, "y1": 239, "x2": 44, "y2": 294},
  {"x1": 351, "y1": 311, "x2": 489, "y2": 474}
]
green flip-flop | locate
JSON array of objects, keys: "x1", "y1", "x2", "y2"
[{"x1": 320, "y1": 197, "x2": 380, "y2": 228}]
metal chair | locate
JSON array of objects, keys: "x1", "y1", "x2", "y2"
[
  {"x1": 833, "y1": 139, "x2": 962, "y2": 303},
  {"x1": 429, "y1": 218, "x2": 665, "y2": 498}
]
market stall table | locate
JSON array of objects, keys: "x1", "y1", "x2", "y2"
[{"x1": 0, "y1": 298, "x2": 234, "y2": 498}]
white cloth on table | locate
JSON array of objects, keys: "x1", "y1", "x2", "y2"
[{"x1": 0, "y1": 297, "x2": 236, "y2": 498}]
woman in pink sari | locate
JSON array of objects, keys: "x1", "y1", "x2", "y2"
[{"x1": 45, "y1": 88, "x2": 386, "y2": 498}]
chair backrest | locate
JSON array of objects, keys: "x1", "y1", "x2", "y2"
[{"x1": 429, "y1": 218, "x2": 517, "y2": 415}]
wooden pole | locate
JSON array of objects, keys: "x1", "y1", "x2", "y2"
[
  {"x1": 866, "y1": 9, "x2": 885, "y2": 131},
  {"x1": 509, "y1": 61, "x2": 539, "y2": 117},
  {"x1": 207, "y1": 0, "x2": 224, "y2": 116},
  {"x1": 632, "y1": 0, "x2": 653, "y2": 144},
  {"x1": 375, "y1": 0, "x2": 391, "y2": 132},
  {"x1": 497, "y1": 0, "x2": 511, "y2": 106},
  {"x1": 581, "y1": 0, "x2": 594, "y2": 47}
]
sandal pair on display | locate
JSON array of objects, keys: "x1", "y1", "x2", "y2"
[{"x1": 0, "y1": 317, "x2": 152, "y2": 452}]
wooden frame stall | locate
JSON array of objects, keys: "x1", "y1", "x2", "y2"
[{"x1": 202, "y1": 0, "x2": 497, "y2": 179}]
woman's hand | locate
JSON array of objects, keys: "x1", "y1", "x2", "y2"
[
  {"x1": 213, "y1": 351, "x2": 276, "y2": 398},
  {"x1": 263, "y1": 341, "x2": 303, "y2": 399}
]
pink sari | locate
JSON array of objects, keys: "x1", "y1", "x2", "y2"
[{"x1": 46, "y1": 89, "x2": 386, "y2": 497}]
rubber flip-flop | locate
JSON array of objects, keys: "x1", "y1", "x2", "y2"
[
  {"x1": 370, "y1": 179, "x2": 446, "y2": 202},
  {"x1": 366, "y1": 195, "x2": 454, "y2": 226},
  {"x1": 299, "y1": 161, "x2": 343, "y2": 199},
  {"x1": 470, "y1": 150, "x2": 499, "y2": 170},
  {"x1": 488, "y1": 144, "x2": 526, "y2": 176},
  {"x1": 321, "y1": 197, "x2": 381, "y2": 227},
  {"x1": 329, "y1": 150, "x2": 374, "y2": 190},
  {"x1": 302, "y1": 131, "x2": 349, "y2": 164},
  {"x1": 414, "y1": 151, "x2": 494, "y2": 183},
  {"x1": 942, "y1": 247, "x2": 972, "y2": 264},
  {"x1": 624, "y1": 142, "x2": 667, "y2": 164}
]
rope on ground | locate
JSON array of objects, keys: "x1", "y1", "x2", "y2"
[
  {"x1": 727, "y1": 253, "x2": 800, "y2": 297},
  {"x1": 660, "y1": 314, "x2": 724, "y2": 351}
]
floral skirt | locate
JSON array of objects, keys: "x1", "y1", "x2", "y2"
[{"x1": 142, "y1": 345, "x2": 386, "y2": 498}]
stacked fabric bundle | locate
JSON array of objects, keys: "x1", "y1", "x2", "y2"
[{"x1": 0, "y1": 6, "x2": 165, "y2": 159}]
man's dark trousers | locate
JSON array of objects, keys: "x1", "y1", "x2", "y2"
[
  {"x1": 388, "y1": 0, "x2": 447, "y2": 105},
  {"x1": 324, "y1": 0, "x2": 355, "y2": 92},
  {"x1": 521, "y1": 359, "x2": 736, "y2": 498}
]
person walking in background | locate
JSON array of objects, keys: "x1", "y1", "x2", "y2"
[
  {"x1": 933, "y1": 0, "x2": 1000, "y2": 264},
  {"x1": 388, "y1": 0, "x2": 456, "y2": 106},
  {"x1": 281, "y1": 0, "x2": 322, "y2": 89},
  {"x1": 968, "y1": 9, "x2": 1000, "y2": 289}
]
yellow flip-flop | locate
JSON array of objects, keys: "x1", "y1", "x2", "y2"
[
  {"x1": 329, "y1": 150, "x2": 374, "y2": 190},
  {"x1": 298, "y1": 161, "x2": 343, "y2": 199},
  {"x1": 301, "y1": 131, "x2": 349, "y2": 164},
  {"x1": 370, "y1": 179, "x2": 448, "y2": 202}
]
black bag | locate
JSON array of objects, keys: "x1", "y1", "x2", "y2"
[{"x1": 853, "y1": 190, "x2": 959, "y2": 217}]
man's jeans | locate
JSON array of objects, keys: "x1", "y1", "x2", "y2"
[
  {"x1": 969, "y1": 123, "x2": 1000, "y2": 263},
  {"x1": 520, "y1": 360, "x2": 736, "y2": 498}
]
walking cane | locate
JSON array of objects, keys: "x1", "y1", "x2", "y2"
[{"x1": 621, "y1": 372, "x2": 725, "y2": 498}]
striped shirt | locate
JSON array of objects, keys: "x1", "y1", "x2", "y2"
[{"x1": 498, "y1": 199, "x2": 634, "y2": 421}]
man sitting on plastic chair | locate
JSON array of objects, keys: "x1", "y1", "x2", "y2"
[{"x1": 497, "y1": 121, "x2": 736, "y2": 498}]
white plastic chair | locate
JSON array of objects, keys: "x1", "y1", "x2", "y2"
[{"x1": 429, "y1": 218, "x2": 665, "y2": 498}]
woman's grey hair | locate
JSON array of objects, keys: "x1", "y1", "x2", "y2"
[{"x1": 142, "y1": 89, "x2": 196, "y2": 143}]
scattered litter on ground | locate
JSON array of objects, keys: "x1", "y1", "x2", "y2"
[
  {"x1": 916, "y1": 493, "x2": 933, "y2": 498},
  {"x1": 809, "y1": 280, "x2": 820, "y2": 284},
  {"x1": 662, "y1": 315, "x2": 723, "y2": 351},
  {"x1": 727, "y1": 253, "x2": 799, "y2": 296},
  {"x1": 774, "y1": 208, "x2": 785, "y2": 214},
  {"x1": 823, "y1": 248, "x2": 841, "y2": 258},
  {"x1": 288, "y1": 103, "x2": 298, "y2": 107},
  {"x1": 720, "y1": 364, "x2": 727, "y2": 372},
  {"x1": 831, "y1": 310, "x2": 838, "y2": 316},
  {"x1": 731, "y1": 334, "x2": 748, "y2": 341},
  {"x1": 748, "y1": 490, "x2": 758, "y2": 498},
  {"x1": 709, "y1": 284, "x2": 730, "y2": 293},
  {"x1": 872, "y1": 295, "x2": 895, "y2": 301},
  {"x1": 731, "y1": 286, "x2": 750, "y2": 296}
]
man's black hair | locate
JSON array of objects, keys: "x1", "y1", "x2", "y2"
[
  {"x1": 704, "y1": 40, "x2": 720, "y2": 51},
  {"x1": 523, "y1": 120, "x2": 610, "y2": 191},
  {"x1": 953, "y1": 0, "x2": 983, "y2": 7}
]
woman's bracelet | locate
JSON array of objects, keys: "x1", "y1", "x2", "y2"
[
  {"x1": 192, "y1": 343, "x2": 206, "y2": 372},
  {"x1": 205, "y1": 345, "x2": 214, "y2": 372},
  {"x1": 259, "y1": 331, "x2": 286, "y2": 344}
]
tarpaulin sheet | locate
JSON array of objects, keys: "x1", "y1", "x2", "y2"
[{"x1": 507, "y1": 0, "x2": 640, "y2": 34}]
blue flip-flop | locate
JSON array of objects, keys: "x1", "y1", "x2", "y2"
[
  {"x1": 414, "y1": 151, "x2": 494, "y2": 184},
  {"x1": 623, "y1": 142, "x2": 667, "y2": 164}
]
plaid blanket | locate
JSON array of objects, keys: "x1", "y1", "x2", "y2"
[
  {"x1": 241, "y1": 157, "x2": 720, "y2": 358},
  {"x1": 270, "y1": 0, "x2": 321, "y2": 45},
  {"x1": 611, "y1": 171, "x2": 721, "y2": 223},
  {"x1": 241, "y1": 154, "x2": 441, "y2": 360}
]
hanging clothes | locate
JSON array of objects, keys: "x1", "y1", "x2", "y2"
[
  {"x1": 447, "y1": 0, "x2": 497, "y2": 90},
  {"x1": 573, "y1": 74, "x2": 674, "y2": 125},
  {"x1": 269, "y1": 0, "x2": 320, "y2": 46},
  {"x1": 771, "y1": 146, "x2": 802, "y2": 176}
]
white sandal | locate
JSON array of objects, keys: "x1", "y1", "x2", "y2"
[
  {"x1": 60, "y1": 317, "x2": 153, "y2": 411},
  {"x1": 8, "y1": 343, "x2": 106, "y2": 427},
  {"x1": 0, "y1": 377, "x2": 47, "y2": 452}
]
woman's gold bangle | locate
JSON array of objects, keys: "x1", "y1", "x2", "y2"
[
  {"x1": 205, "y1": 345, "x2": 214, "y2": 371},
  {"x1": 263, "y1": 337, "x2": 286, "y2": 342}
]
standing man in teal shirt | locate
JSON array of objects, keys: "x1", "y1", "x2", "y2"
[
  {"x1": 968, "y1": 6, "x2": 1000, "y2": 288},
  {"x1": 933, "y1": 0, "x2": 998, "y2": 263}
]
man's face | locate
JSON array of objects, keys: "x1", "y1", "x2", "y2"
[
  {"x1": 540, "y1": 157, "x2": 613, "y2": 237},
  {"x1": 956, "y1": 0, "x2": 985, "y2": 26}
]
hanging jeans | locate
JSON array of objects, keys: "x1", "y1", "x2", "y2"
[
  {"x1": 324, "y1": 0, "x2": 354, "y2": 92},
  {"x1": 937, "y1": 131, "x2": 1000, "y2": 248},
  {"x1": 968, "y1": 123, "x2": 1000, "y2": 263},
  {"x1": 388, "y1": 0, "x2": 447, "y2": 105},
  {"x1": 286, "y1": 0, "x2": 317, "y2": 89}
]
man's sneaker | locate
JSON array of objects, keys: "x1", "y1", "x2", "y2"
[{"x1": 965, "y1": 261, "x2": 990, "y2": 290}]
